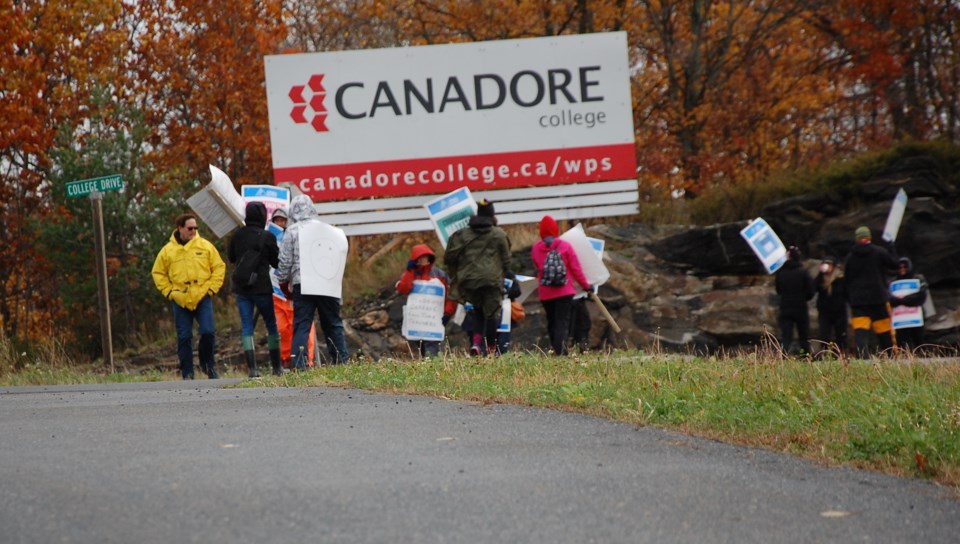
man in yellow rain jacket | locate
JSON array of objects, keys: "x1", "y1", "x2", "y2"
[{"x1": 152, "y1": 213, "x2": 225, "y2": 379}]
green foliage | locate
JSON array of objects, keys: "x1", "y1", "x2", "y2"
[{"x1": 35, "y1": 90, "x2": 189, "y2": 358}]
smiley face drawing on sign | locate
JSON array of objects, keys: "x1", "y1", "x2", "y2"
[
  {"x1": 299, "y1": 221, "x2": 349, "y2": 298},
  {"x1": 309, "y1": 236, "x2": 346, "y2": 280}
]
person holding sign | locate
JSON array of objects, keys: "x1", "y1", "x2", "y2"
[
  {"x1": 814, "y1": 256, "x2": 848, "y2": 354},
  {"x1": 396, "y1": 244, "x2": 457, "y2": 358},
  {"x1": 276, "y1": 195, "x2": 350, "y2": 367},
  {"x1": 444, "y1": 199, "x2": 512, "y2": 356},
  {"x1": 774, "y1": 246, "x2": 815, "y2": 357},
  {"x1": 889, "y1": 257, "x2": 930, "y2": 353},
  {"x1": 228, "y1": 202, "x2": 281, "y2": 378},
  {"x1": 151, "y1": 213, "x2": 225, "y2": 379},
  {"x1": 532, "y1": 215, "x2": 592, "y2": 356},
  {"x1": 844, "y1": 226, "x2": 898, "y2": 357},
  {"x1": 270, "y1": 208, "x2": 315, "y2": 368}
]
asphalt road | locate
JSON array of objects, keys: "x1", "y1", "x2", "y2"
[{"x1": 0, "y1": 380, "x2": 956, "y2": 544}]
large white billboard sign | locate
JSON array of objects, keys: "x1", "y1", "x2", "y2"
[{"x1": 264, "y1": 33, "x2": 636, "y2": 203}]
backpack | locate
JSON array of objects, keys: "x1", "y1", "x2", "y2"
[
  {"x1": 540, "y1": 241, "x2": 568, "y2": 287},
  {"x1": 232, "y1": 230, "x2": 266, "y2": 288}
]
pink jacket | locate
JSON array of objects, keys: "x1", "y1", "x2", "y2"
[{"x1": 531, "y1": 238, "x2": 590, "y2": 301}]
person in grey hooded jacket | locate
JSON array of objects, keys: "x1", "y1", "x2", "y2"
[{"x1": 275, "y1": 195, "x2": 350, "y2": 367}]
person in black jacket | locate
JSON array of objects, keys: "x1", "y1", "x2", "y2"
[
  {"x1": 814, "y1": 256, "x2": 848, "y2": 354},
  {"x1": 228, "y1": 202, "x2": 281, "y2": 377},
  {"x1": 844, "y1": 226, "x2": 898, "y2": 357},
  {"x1": 889, "y1": 257, "x2": 929, "y2": 353},
  {"x1": 775, "y1": 246, "x2": 815, "y2": 356}
]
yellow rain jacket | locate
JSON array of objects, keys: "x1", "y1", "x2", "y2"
[{"x1": 152, "y1": 231, "x2": 225, "y2": 311}]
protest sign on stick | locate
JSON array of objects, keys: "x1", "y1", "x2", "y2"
[
  {"x1": 740, "y1": 218, "x2": 787, "y2": 274},
  {"x1": 424, "y1": 187, "x2": 477, "y2": 248},
  {"x1": 402, "y1": 280, "x2": 446, "y2": 341},
  {"x1": 882, "y1": 188, "x2": 908, "y2": 243},
  {"x1": 186, "y1": 165, "x2": 246, "y2": 239}
]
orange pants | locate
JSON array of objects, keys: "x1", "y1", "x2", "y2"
[{"x1": 274, "y1": 296, "x2": 315, "y2": 367}]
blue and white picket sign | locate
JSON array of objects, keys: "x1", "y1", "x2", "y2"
[
  {"x1": 740, "y1": 217, "x2": 787, "y2": 274},
  {"x1": 242, "y1": 184, "x2": 291, "y2": 222},
  {"x1": 402, "y1": 280, "x2": 446, "y2": 341},
  {"x1": 890, "y1": 278, "x2": 924, "y2": 329},
  {"x1": 424, "y1": 187, "x2": 477, "y2": 248}
]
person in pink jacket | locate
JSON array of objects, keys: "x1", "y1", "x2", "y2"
[{"x1": 531, "y1": 215, "x2": 592, "y2": 355}]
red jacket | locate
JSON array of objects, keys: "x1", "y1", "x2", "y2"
[{"x1": 396, "y1": 244, "x2": 458, "y2": 317}]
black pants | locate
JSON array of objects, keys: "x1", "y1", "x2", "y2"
[
  {"x1": 543, "y1": 295, "x2": 573, "y2": 355},
  {"x1": 778, "y1": 307, "x2": 811, "y2": 355},
  {"x1": 817, "y1": 310, "x2": 848, "y2": 352}
]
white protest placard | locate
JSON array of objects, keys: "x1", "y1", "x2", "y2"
[
  {"x1": 514, "y1": 274, "x2": 538, "y2": 303},
  {"x1": 740, "y1": 217, "x2": 787, "y2": 274},
  {"x1": 890, "y1": 278, "x2": 924, "y2": 329},
  {"x1": 560, "y1": 223, "x2": 610, "y2": 291},
  {"x1": 498, "y1": 297, "x2": 512, "y2": 333},
  {"x1": 299, "y1": 221, "x2": 348, "y2": 298},
  {"x1": 186, "y1": 165, "x2": 246, "y2": 239},
  {"x1": 424, "y1": 187, "x2": 477, "y2": 248},
  {"x1": 882, "y1": 188, "x2": 908, "y2": 243},
  {"x1": 242, "y1": 184, "x2": 290, "y2": 222},
  {"x1": 402, "y1": 279, "x2": 446, "y2": 341},
  {"x1": 573, "y1": 236, "x2": 606, "y2": 299}
]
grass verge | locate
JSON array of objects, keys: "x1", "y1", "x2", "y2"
[
  {"x1": 253, "y1": 350, "x2": 960, "y2": 489},
  {"x1": 4, "y1": 346, "x2": 958, "y2": 490}
]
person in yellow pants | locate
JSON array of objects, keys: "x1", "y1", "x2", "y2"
[{"x1": 844, "y1": 226, "x2": 898, "y2": 357}]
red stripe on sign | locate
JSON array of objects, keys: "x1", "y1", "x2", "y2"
[{"x1": 273, "y1": 144, "x2": 636, "y2": 202}]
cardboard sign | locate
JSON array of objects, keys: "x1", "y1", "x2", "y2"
[
  {"x1": 424, "y1": 187, "x2": 477, "y2": 248},
  {"x1": 882, "y1": 188, "x2": 908, "y2": 243},
  {"x1": 740, "y1": 218, "x2": 787, "y2": 274},
  {"x1": 560, "y1": 223, "x2": 610, "y2": 290},
  {"x1": 402, "y1": 280, "x2": 446, "y2": 341},
  {"x1": 186, "y1": 165, "x2": 246, "y2": 239},
  {"x1": 890, "y1": 278, "x2": 924, "y2": 329},
  {"x1": 298, "y1": 221, "x2": 348, "y2": 298}
]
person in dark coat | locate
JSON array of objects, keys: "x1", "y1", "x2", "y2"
[
  {"x1": 444, "y1": 199, "x2": 512, "y2": 356},
  {"x1": 889, "y1": 257, "x2": 930, "y2": 353},
  {"x1": 775, "y1": 246, "x2": 815, "y2": 356},
  {"x1": 844, "y1": 226, "x2": 898, "y2": 357},
  {"x1": 228, "y1": 201, "x2": 281, "y2": 377},
  {"x1": 814, "y1": 256, "x2": 848, "y2": 354}
]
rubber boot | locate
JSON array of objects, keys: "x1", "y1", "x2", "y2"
[
  {"x1": 244, "y1": 350, "x2": 260, "y2": 378},
  {"x1": 199, "y1": 333, "x2": 219, "y2": 378},
  {"x1": 267, "y1": 334, "x2": 283, "y2": 375},
  {"x1": 242, "y1": 336, "x2": 259, "y2": 377},
  {"x1": 470, "y1": 333, "x2": 483, "y2": 356}
]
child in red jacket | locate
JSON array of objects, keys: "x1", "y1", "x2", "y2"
[{"x1": 396, "y1": 244, "x2": 457, "y2": 358}]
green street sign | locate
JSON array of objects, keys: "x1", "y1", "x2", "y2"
[{"x1": 66, "y1": 174, "x2": 124, "y2": 198}]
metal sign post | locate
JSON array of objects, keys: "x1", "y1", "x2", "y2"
[
  {"x1": 90, "y1": 190, "x2": 114, "y2": 373},
  {"x1": 67, "y1": 174, "x2": 124, "y2": 372}
]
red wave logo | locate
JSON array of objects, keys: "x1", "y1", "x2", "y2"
[{"x1": 288, "y1": 74, "x2": 328, "y2": 132}]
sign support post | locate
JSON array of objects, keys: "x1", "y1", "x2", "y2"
[
  {"x1": 90, "y1": 190, "x2": 114, "y2": 373},
  {"x1": 67, "y1": 174, "x2": 123, "y2": 372}
]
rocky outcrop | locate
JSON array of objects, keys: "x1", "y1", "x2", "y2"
[{"x1": 345, "y1": 153, "x2": 960, "y2": 359}]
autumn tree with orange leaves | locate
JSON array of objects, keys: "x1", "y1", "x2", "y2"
[{"x1": 1, "y1": 0, "x2": 958, "y2": 357}]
